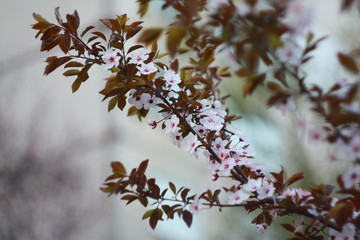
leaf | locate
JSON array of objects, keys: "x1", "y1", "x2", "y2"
[
  {"x1": 329, "y1": 202, "x2": 354, "y2": 228},
  {"x1": 108, "y1": 95, "x2": 119, "y2": 112},
  {"x1": 137, "y1": 28, "x2": 162, "y2": 46},
  {"x1": 44, "y1": 56, "x2": 72, "y2": 75},
  {"x1": 54, "y1": 7, "x2": 63, "y2": 25},
  {"x1": 281, "y1": 223, "x2": 295, "y2": 233},
  {"x1": 182, "y1": 210, "x2": 193, "y2": 228},
  {"x1": 286, "y1": 172, "x2": 304, "y2": 187},
  {"x1": 142, "y1": 209, "x2": 155, "y2": 220},
  {"x1": 63, "y1": 69, "x2": 80, "y2": 76},
  {"x1": 64, "y1": 61, "x2": 84, "y2": 68},
  {"x1": 167, "y1": 26, "x2": 186, "y2": 58},
  {"x1": 92, "y1": 31, "x2": 107, "y2": 41},
  {"x1": 337, "y1": 52, "x2": 359, "y2": 74},
  {"x1": 127, "y1": 44, "x2": 144, "y2": 54},
  {"x1": 111, "y1": 161, "x2": 126, "y2": 175},
  {"x1": 149, "y1": 209, "x2": 159, "y2": 229},
  {"x1": 71, "y1": 77, "x2": 82, "y2": 93},
  {"x1": 169, "y1": 182, "x2": 176, "y2": 195},
  {"x1": 137, "y1": 159, "x2": 149, "y2": 178},
  {"x1": 243, "y1": 73, "x2": 266, "y2": 96},
  {"x1": 81, "y1": 26, "x2": 95, "y2": 37},
  {"x1": 181, "y1": 188, "x2": 190, "y2": 202}
]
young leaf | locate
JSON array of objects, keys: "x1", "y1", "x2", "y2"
[
  {"x1": 182, "y1": 210, "x2": 193, "y2": 228},
  {"x1": 337, "y1": 52, "x2": 359, "y2": 74}
]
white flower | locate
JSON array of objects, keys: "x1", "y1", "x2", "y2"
[
  {"x1": 207, "y1": 0, "x2": 228, "y2": 9},
  {"x1": 189, "y1": 196, "x2": 202, "y2": 215},
  {"x1": 129, "y1": 50, "x2": 149, "y2": 65},
  {"x1": 308, "y1": 126, "x2": 327, "y2": 143},
  {"x1": 184, "y1": 134, "x2": 201, "y2": 157},
  {"x1": 256, "y1": 180, "x2": 275, "y2": 200},
  {"x1": 243, "y1": 178, "x2": 262, "y2": 192},
  {"x1": 171, "y1": 129, "x2": 183, "y2": 148},
  {"x1": 200, "y1": 114, "x2": 224, "y2": 131},
  {"x1": 345, "y1": 135, "x2": 360, "y2": 159},
  {"x1": 218, "y1": 158, "x2": 236, "y2": 176},
  {"x1": 275, "y1": 96, "x2": 296, "y2": 115},
  {"x1": 164, "y1": 115, "x2": 180, "y2": 134},
  {"x1": 227, "y1": 189, "x2": 250, "y2": 204},
  {"x1": 137, "y1": 62, "x2": 158, "y2": 75},
  {"x1": 164, "y1": 67, "x2": 181, "y2": 87},
  {"x1": 342, "y1": 165, "x2": 360, "y2": 189},
  {"x1": 329, "y1": 223, "x2": 356, "y2": 240},
  {"x1": 283, "y1": 0, "x2": 313, "y2": 35},
  {"x1": 102, "y1": 48, "x2": 120, "y2": 69},
  {"x1": 256, "y1": 224, "x2": 266, "y2": 234},
  {"x1": 277, "y1": 41, "x2": 302, "y2": 66}
]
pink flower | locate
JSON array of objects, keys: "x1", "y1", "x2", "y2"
[
  {"x1": 329, "y1": 223, "x2": 356, "y2": 240},
  {"x1": 283, "y1": 0, "x2": 313, "y2": 35},
  {"x1": 308, "y1": 126, "x2": 327, "y2": 143},
  {"x1": 277, "y1": 41, "x2": 302, "y2": 66},
  {"x1": 164, "y1": 115, "x2": 180, "y2": 133},
  {"x1": 184, "y1": 134, "x2": 201, "y2": 158},
  {"x1": 189, "y1": 196, "x2": 202, "y2": 215},
  {"x1": 200, "y1": 114, "x2": 224, "y2": 131},
  {"x1": 342, "y1": 165, "x2": 360, "y2": 189},
  {"x1": 147, "y1": 120, "x2": 157, "y2": 129},
  {"x1": 256, "y1": 180, "x2": 275, "y2": 200},
  {"x1": 102, "y1": 48, "x2": 120, "y2": 69},
  {"x1": 128, "y1": 50, "x2": 149, "y2": 65},
  {"x1": 294, "y1": 216, "x2": 304, "y2": 233},
  {"x1": 275, "y1": 95, "x2": 296, "y2": 116},
  {"x1": 211, "y1": 172, "x2": 219, "y2": 181},
  {"x1": 137, "y1": 62, "x2": 158, "y2": 75},
  {"x1": 256, "y1": 224, "x2": 266, "y2": 234},
  {"x1": 171, "y1": 129, "x2": 183, "y2": 148},
  {"x1": 163, "y1": 67, "x2": 181, "y2": 87},
  {"x1": 345, "y1": 135, "x2": 360, "y2": 159},
  {"x1": 242, "y1": 178, "x2": 262, "y2": 192},
  {"x1": 218, "y1": 158, "x2": 236, "y2": 176},
  {"x1": 227, "y1": 189, "x2": 250, "y2": 204}
]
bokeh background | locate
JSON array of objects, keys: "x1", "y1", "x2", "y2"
[{"x1": 0, "y1": 0, "x2": 359, "y2": 239}]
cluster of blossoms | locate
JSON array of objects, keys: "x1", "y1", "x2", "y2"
[{"x1": 33, "y1": 0, "x2": 360, "y2": 238}]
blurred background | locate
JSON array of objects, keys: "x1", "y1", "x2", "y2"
[{"x1": 0, "y1": 0, "x2": 359, "y2": 239}]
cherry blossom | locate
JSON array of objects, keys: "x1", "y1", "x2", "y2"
[
  {"x1": 147, "y1": 120, "x2": 157, "y2": 129},
  {"x1": 341, "y1": 165, "x2": 360, "y2": 189},
  {"x1": 277, "y1": 41, "x2": 302, "y2": 66},
  {"x1": 344, "y1": 134, "x2": 360, "y2": 159},
  {"x1": 171, "y1": 129, "x2": 183, "y2": 148},
  {"x1": 242, "y1": 178, "x2": 262, "y2": 192},
  {"x1": 275, "y1": 95, "x2": 296, "y2": 115},
  {"x1": 128, "y1": 50, "x2": 149, "y2": 65},
  {"x1": 218, "y1": 158, "x2": 236, "y2": 176},
  {"x1": 329, "y1": 223, "x2": 356, "y2": 240},
  {"x1": 163, "y1": 67, "x2": 181, "y2": 87},
  {"x1": 137, "y1": 62, "x2": 158, "y2": 75},
  {"x1": 164, "y1": 115, "x2": 180, "y2": 134},
  {"x1": 212, "y1": 137, "x2": 228, "y2": 153},
  {"x1": 189, "y1": 196, "x2": 202, "y2": 215},
  {"x1": 308, "y1": 126, "x2": 327, "y2": 143},
  {"x1": 184, "y1": 134, "x2": 201, "y2": 158},
  {"x1": 293, "y1": 216, "x2": 304, "y2": 233},
  {"x1": 227, "y1": 189, "x2": 250, "y2": 205},
  {"x1": 282, "y1": 0, "x2": 313, "y2": 35},
  {"x1": 142, "y1": 94, "x2": 157, "y2": 110},
  {"x1": 256, "y1": 224, "x2": 266, "y2": 234},
  {"x1": 207, "y1": 0, "x2": 228, "y2": 9},
  {"x1": 256, "y1": 180, "x2": 275, "y2": 200},
  {"x1": 102, "y1": 48, "x2": 120, "y2": 69}
]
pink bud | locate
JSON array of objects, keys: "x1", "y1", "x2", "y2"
[
  {"x1": 212, "y1": 172, "x2": 219, "y2": 181},
  {"x1": 147, "y1": 120, "x2": 157, "y2": 129}
]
